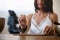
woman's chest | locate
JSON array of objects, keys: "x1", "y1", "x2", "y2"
[{"x1": 34, "y1": 14, "x2": 47, "y2": 25}]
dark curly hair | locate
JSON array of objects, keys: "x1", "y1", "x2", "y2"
[{"x1": 34, "y1": 0, "x2": 53, "y2": 13}]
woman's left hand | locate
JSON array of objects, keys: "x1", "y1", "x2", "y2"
[{"x1": 44, "y1": 26, "x2": 53, "y2": 35}]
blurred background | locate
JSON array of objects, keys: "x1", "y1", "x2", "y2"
[{"x1": 0, "y1": 0, "x2": 60, "y2": 34}]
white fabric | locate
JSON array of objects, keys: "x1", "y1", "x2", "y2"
[{"x1": 27, "y1": 14, "x2": 52, "y2": 35}]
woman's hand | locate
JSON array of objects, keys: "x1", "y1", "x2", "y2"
[
  {"x1": 44, "y1": 26, "x2": 53, "y2": 35},
  {"x1": 18, "y1": 14, "x2": 26, "y2": 29}
]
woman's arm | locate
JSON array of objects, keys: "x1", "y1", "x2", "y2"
[
  {"x1": 25, "y1": 14, "x2": 33, "y2": 33},
  {"x1": 50, "y1": 13, "x2": 58, "y2": 35},
  {"x1": 44, "y1": 13, "x2": 58, "y2": 36},
  {"x1": 18, "y1": 14, "x2": 33, "y2": 33}
]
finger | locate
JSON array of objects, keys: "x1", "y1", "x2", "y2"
[
  {"x1": 44, "y1": 26, "x2": 49, "y2": 32},
  {"x1": 19, "y1": 14, "x2": 25, "y2": 20},
  {"x1": 19, "y1": 16, "x2": 25, "y2": 22},
  {"x1": 44, "y1": 26, "x2": 50, "y2": 34},
  {"x1": 18, "y1": 15, "x2": 24, "y2": 24},
  {"x1": 21, "y1": 14, "x2": 25, "y2": 18},
  {"x1": 47, "y1": 27, "x2": 52, "y2": 34},
  {"x1": 19, "y1": 18, "x2": 26, "y2": 25}
]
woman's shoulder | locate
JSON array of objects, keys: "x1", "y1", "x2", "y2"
[
  {"x1": 50, "y1": 13, "x2": 57, "y2": 17},
  {"x1": 49, "y1": 13, "x2": 58, "y2": 22}
]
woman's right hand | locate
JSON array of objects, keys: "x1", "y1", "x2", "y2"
[{"x1": 18, "y1": 14, "x2": 26, "y2": 29}]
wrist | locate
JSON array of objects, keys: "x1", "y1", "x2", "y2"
[
  {"x1": 19, "y1": 25, "x2": 27, "y2": 33},
  {"x1": 20, "y1": 25, "x2": 26, "y2": 29}
]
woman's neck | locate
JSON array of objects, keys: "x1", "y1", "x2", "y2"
[{"x1": 37, "y1": 10, "x2": 45, "y2": 15}]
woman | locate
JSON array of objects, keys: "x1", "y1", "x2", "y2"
[{"x1": 18, "y1": 0, "x2": 58, "y2": 35}]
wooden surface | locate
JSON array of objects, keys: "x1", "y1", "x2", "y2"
[
  {"x1": 20, "y1": 34, "x2": 60, "y2": 40},
  {"x1": 20, "y1": 36, "x2": 60, "y2": 40},
  {"x1": 0, "y1": 34, "x2": 60, "y2": 40}
]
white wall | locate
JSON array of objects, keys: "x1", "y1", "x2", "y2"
[
  {"x1": 0, "y1": 0, "x2": 60, "y2": 34},
  {"x1": 0, "y1": 0, "x2": 34, "y2": 34},
  {"x1": 53, "y1": 0, "x2": 60, "y2": 22}
]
